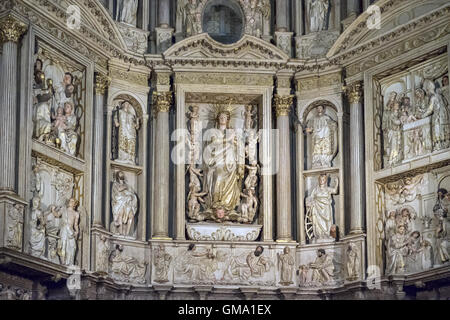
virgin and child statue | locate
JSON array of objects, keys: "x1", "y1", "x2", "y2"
[{"x1": 202, "y1": 110, "x2": 245, "y2": 221}]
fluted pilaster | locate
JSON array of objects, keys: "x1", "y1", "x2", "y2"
[
  {"x1": 92, "y1": 73, "x2": 110, "y2": 226},
  {"x1": 348, "y1": 82, "x2": 365, "y2": 234},
  {"x1": 152, "y1": 91, "x2": 173, "y2": 239},
  {"x1": 0, "y1": 16, "x2": 27, "y2": 192},
  {"x1": 274, "y1": 94, "x2": 294, "y2": 242}
]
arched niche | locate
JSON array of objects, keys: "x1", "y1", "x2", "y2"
[
  {"x1": 110, "y1": 93, "x2": 145, "y2": 166},
  {"x1": 105, "y1": 90, "x2": 148, "y2": 241},
  {"x1": 302, "y1": 100, "x2": 339, "y2": 171}
]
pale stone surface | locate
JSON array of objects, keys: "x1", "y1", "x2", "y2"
[{"x1": 0, "y1": 0, "x2": 448, "y2": 300}]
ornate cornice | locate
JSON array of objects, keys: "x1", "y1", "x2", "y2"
[
  {"x1": 345, "y1": 21, "x2": 450, "y2": 77},
  {"x1": 330, "y1": 5, "x2": 450, "y2": 68},
  {"x1": 274, "y1": 95, "x2": 294, "y2": 117},
  {"x1": 152, "y1": 91, "x2": 173, "y2": 114},
  {"x1": 0, "y1": 15, "x2": 27, "y2": 43},
  {"x1": 347, "y1": 82, "x2": 364, "y2": 104},
  {"x1": 94, "y1": 73, "x2": 111, "y2": 96}
]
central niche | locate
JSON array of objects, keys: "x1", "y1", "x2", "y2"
[{"x1": 202, "y1": 0, "x2": 244, "y2": 44}]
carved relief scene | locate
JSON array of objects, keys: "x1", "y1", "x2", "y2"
[
  {"x1": 28, "y1": 156, "x2": 86, "y2": 267},
  {"x1": 380, "y1": 54, "x2": 449, "y2": 168},
  {"x1": 32, "y1": 45, "x2": 86, "y2": 159},
  {"x1": 172, "y1": 244, "x2": 276, "y2": 286},
  {"x1": 382, "y1": 170, "x2": 450, "y2": 276}
]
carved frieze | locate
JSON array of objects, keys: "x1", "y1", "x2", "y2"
[
  {"x1": 175, "y1": 72, "x2": 273, "y2": 87},
  {"x1": 109, "y1": 68, "x2": 148, "y2": 87},
  {"x1": 296, "y1": 72, "x2": 342, "y2": 93}
]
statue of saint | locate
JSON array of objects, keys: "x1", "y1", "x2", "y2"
[
  {"x1": 33, "y1": 70, "x2": 53, "y2": 142},
  {"x1": 184, "y1": 0, "x2": 202, "y2": 37},
  {"x1": 153, "y1": 245, "x2": 172, "y2": 283},
  {"x1": 114, "y1": 101, "x2": 140, "y2": 165},
  {"x1": 246, "y1": 246, "x2": 270, "y2": 277},
  {"x1": 203, "y1": 110, "x2": 244, "y2": 220},
  {"x1": 419, "y1": 79, "x2": 450, "y2": 151},
  {"x1": 58, "y1": 198, "x2": 80, "y2": 266},
  {"x1": 307, "y1": 0, "x2": 329, "y2": 32},
  {"x1": 111, "y1": 171, "x2": 138, "y2": 236},
  {"x1": 277, "y1": 247, "x2": 294, "y2": 285},
  {"x1": 305, "y1": 105, "x2": 337, "y2": 169},
  {"x1": 29, "y1": 196, "x2": 46, "y2": 259},
  {"x1": 385, "y1": 225, "x2": 409, "y2": 275},
  {"x1": 116, "y1": 0, "x2": 138, "y2": 26},
  {"x1": 386, "y1": 102, "x2": 402, "y2": 166},
  {"x1": 305, "y1": 174, "x2": 339, "y2": 241},
  {"x1": 58, "y1": 102, "x2": 79, "y2": 156},
  {"x1": 309, "y1": 249, "x2": 334, "y2": 284},
  {"x1": 346, "y1": 243, "x2": 360, "y2": 281}
]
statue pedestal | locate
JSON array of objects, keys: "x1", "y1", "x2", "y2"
[
  {"x1": 116, "y1": 22, "x2": 150, "y2": 54},
  {"x1": 295, "y1": 31, "x2": 339, "y2": 59},
  {"x1": 186, "y1": 222, "x2": 262, "y2": 241}
]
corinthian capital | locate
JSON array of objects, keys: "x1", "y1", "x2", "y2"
[
  {"x1": 347, "y1": 82, "x2": 364, "y2": 104},
  {"x1": 274, "y1": 94, "x2": 294, "y2": 117},
  {"x1": 94, "y1": 73, "x2": 111, "y2": 95},
  {"x1": 152, "y1": 91, "x2": 173, "y2": 114},
  {"x1": 0, "y1": 16, "x2": 27, "y2": 43}
]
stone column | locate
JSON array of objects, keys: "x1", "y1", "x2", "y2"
[
  {"x1": 274, "y1": 94, "x2": 294, "y2": 242},
  {"x1": 92, "y1": 74, "x2": 110, "y2": 227},
  {"x1": 347, "y1": 0, "x2": 361, "y2": 16},
  {"x1": 0, "y1": 16, "x2": 27, "y2": 193},
  {"x1": 156, "y1": 0, "x2": 173, "y2": 53},
  {"x1": 293, "y1": 0, "x2": 304, "y2": 36},
  {"x1": 152, "y1": 91, "x2": 172, "y2": 239},
  {"x1": 158, "y1": 0, "x2": 170, "y2": 28},
  {"x1": 276, "y1": 0, "x2": 288, "y2": 31},
  {"x1": 348, "y1": 82, "x2": 365, "y2": 234},
  {"x1": 362, "y1": 0, "x2": 371, "y2": 11}
]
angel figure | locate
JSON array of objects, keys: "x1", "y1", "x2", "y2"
[
  {"x1": 187, "y1": 182, "x2": 207, "y2": 221},
  {"x1": 243, "y1": 104, "x2": 257, "y2": 130},
  {"x1": 244, "y1": 164, "x2": 258, "y2": 190},
  {"x1": 240, "y1": 188, "x2": 258, "y2": 223},
  {"x1": 246, "y1": 130, "x2": 259, "y2": 165},
  {"x1": 187, "y1": 105, "x2": 202, "y2": 164}
]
